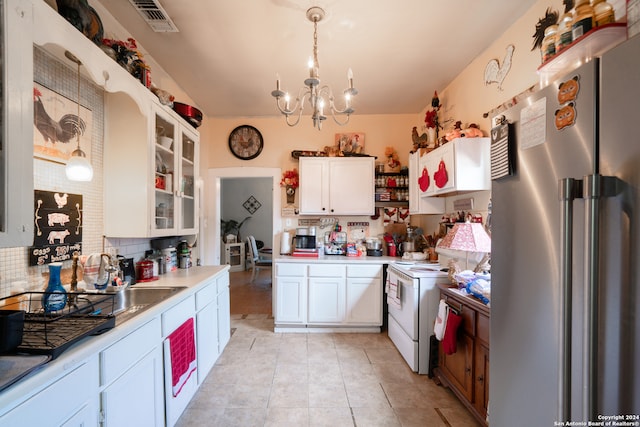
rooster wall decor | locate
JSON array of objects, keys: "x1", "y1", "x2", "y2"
[
  {"x1": 33, "y1": 83, "x2": 92, "y2": 163},
  {"x1": 484, "y1": 44, "x2": 515, "y2": 91}
]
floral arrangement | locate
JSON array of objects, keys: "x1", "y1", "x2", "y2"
[
  {"x1": 424, "y1": 91, "x2": 442, "y2": 130},
  {"x1": 280, "y1": 168, "x2": 299, "y2": 188},
  {"x1": 101, "y1": 37, "x2": 150, "y2": 86},
  {"x1": 384, "y1": 146, "x2": 400, "y2": 170}
]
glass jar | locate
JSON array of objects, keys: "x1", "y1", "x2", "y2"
[
  {"x1": 573, "y1": 0, "x2": 595, "y2": 40},
  {"x1": 592, "y1": 0, "x2": 615, "y2": 26},
  {"x1": 542, "y1": 24, "x2": 558, "y2": 62},
  {"x1": 557, "y1": 10, "x2": 574, "y2": 52}
]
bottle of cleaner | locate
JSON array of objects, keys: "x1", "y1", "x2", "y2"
[{"x1": 42, "y1": 262, "x2": 67, "y2": 312}]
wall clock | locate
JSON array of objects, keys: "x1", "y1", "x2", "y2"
[{"x1": 228, "y1": 125, "x2": 263, "y2": 160}]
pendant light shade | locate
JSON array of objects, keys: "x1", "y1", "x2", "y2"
[
  {"x1": 65, "y1": 148, "x2": 94, "y2": 181},
  {"x1": 64, "y1": 51, "x2": 93, "y2": 182}
]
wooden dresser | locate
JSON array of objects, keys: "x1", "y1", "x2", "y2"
[{"x1": 433, "y1": 285, "x2": 490, "y2": 426}]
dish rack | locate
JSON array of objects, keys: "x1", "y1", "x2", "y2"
[{"x1": 0, "y1": 291, "x2": 117, "y2": 359}]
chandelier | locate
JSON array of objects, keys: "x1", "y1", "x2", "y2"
[{"x1": 271, "y1": 6, "x2": 358, "y2": 130}]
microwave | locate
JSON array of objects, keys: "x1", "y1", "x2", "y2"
[{"x1": 294, "y1": 235, "x2": 316, "y2": 249}]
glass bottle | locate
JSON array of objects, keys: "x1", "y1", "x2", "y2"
[
  {"x1": 557, "y1": 7, "x2": 574, "y2": 52},
  {"x1": 42, "y1": 262, "x2": 67, "y2": 312},
  {"x1": 542, "y1": 24, "x2": 558, "y2": 62},
  {"x1": 592, "y1": 0, "x2": 615, "y2": 26},
  {"x1": 573, "y1": 0, "x2": 595, "y2": 40}
]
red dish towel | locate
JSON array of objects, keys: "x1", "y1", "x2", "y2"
[
  {"x1": 169, "y1": 318, "x2": 197, "y2": 397},
  {"x1": 442, "y1": 310, "x2": 462, "y2": 355}
]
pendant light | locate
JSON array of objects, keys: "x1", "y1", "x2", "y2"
[{"x1": 65, "y1": 51, "x2": 93, "y2": 182}]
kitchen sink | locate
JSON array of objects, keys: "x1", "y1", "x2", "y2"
[{"x1": 77, "y1": 286, "x2": 187, "y2": 325}]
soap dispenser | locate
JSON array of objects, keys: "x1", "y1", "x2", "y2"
[{"x1": 42, "y1": 262, "x2": 67, "y2": 312}]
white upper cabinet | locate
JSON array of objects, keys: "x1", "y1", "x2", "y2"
[
  {"x1": 104, "y1": 98, "x2": 199, "y2": 238},
  {"x1": 24, "y1": 0, "x2": 200, "y2": 238},
  {"x1": 410, "y1": 138, "x2": 490, "y2": 213},
  {"x1": 299, "y1": 157, "x2": 374, "y2": 216},
  {"x1": 1, "y1": 0, "x2": 34, "y2": 248}
]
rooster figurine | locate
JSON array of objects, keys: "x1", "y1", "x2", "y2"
[
  {"x1": 34, "y1": 87, "x2": 86, "y2": 145},
  {"x1": 411, "y1": 127, "x2": 428, "y2": 153},
  {"x1": 56, "y1": 0, "x2": 104, "y2": 45}
]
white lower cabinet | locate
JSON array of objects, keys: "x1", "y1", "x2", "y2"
[
  {"x1": 274, "y1": 261, "x2": 383, "y2": 329},
  {"x1": 275, "y1": 263, "x2": 307, "y2": 324},
  {"x1": 217, "y1": 274, "x2": 231, "y2": 351},
  {"x1": 346, "y1": 265, "x2": 383, "y2": 325},
  {"x1": 101, "y1": 318, "x2": 164, "y2": 427},
  {"x1": 0, "y1": 356, "x2": 99, "y2": 426},
  {"x1": 308, "y1": 264, "x2": 345, "y2": 324},
  {"x1": 196, "y1": 279, "x2": 219, "y2": 384},
  {"x1": 101, "y1": 347, "x2": 164, "y2": 427}
]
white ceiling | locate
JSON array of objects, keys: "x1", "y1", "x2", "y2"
[{"x1": 99, "y1": 0, "x2": 537, "y2": 118}]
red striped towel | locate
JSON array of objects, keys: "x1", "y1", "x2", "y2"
[{"x1": 169, "y1": 318, "x2": 197, "y2": 397}]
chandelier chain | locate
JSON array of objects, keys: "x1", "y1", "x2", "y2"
[{"x1": 312, "y1": 19, "x2": 319, "y2": 71}]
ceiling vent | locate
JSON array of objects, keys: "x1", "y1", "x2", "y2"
[{"x1": 128, "y1": 0, "x2": 179, "y2": 32}]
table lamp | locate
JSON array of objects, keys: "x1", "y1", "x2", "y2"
[{"x1": 435, "y1": 221, "x2": 491, "y2": 271}]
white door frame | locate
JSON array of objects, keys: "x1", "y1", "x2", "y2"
[{"x1": 203, "y1": 167, "x2": 281, "y2": 266}]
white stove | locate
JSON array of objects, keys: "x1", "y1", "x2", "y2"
[{"x1": 387, "y1": 261, "x2": 448, "y2": 374}]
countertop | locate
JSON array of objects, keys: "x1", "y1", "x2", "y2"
[
  {"x1": 275, "y1": 254, "x2": 399, "y2": 264},
  {"x1": 0, "y1": 265, "x2": 229, "y2": 412},
  {"x1": 437, "y1": 284, "x2": 490, "y2": 315}
]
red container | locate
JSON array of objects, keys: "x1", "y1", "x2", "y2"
[{"x1": 136, "y1": 260, "x2": 156, "y2": 282}]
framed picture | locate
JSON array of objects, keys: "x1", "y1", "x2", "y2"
[
  {"x1": 334, "y1": 132, "x2": 365, "y2": 155},
  {"x1": 33, "y1": 82, "x2": 93, "y2": 164}
]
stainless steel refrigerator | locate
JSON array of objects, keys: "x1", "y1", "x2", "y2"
[{"x1": 490, "y1": 34, "x2": 640, "y2": 424}]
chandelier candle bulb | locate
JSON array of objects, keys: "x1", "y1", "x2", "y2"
[
  {"x1": 348, "y1": 68, "x2": 354, "y2": 88},
  {"x1": 276, "y1": 74, "x2": 280, "y2": 91}
]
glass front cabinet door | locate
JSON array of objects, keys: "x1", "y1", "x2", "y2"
[{"x1": 151, "y1": 103, "x2": 199, "y2": 237}]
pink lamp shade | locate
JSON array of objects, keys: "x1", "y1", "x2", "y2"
[{"x1": 437, "y1": 222, "x2": 491, "y2": 253}]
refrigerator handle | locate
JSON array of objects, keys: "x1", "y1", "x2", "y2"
[
  {"x1": 581, "y1": 174, "x2": 620, "y2": 421},
  {"x1": 558, "y1": 177, "x2": 583, "y2": 422}
]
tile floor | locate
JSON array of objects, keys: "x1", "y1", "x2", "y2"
[{"x1": 176, "y1": 271, "x2": 481, "y2": 427}]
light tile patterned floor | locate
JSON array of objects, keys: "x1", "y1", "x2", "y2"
[{"x1": 175, "y1": 271, "x2": 481, "y2": 427}]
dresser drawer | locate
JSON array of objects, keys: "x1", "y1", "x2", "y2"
[{"x1": 477, "y1": 312, "x2": 490, "y2": 344}]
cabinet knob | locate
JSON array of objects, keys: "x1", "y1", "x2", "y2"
[{"x1": 478, "y1": 375, "x2": 484, "y2": 383}]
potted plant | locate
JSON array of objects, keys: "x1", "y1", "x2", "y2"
[{"x1": 221, "y1": 216, "x2": 251, "y2": 243}]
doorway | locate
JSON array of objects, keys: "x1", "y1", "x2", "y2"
[
  {"x1": 203, "y1": 168, "x2": 281, "y2": 315},
  {"x1": 203, "y1": 167, "x2": 281, "y2": 266}
]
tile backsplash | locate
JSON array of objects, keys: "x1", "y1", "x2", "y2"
[{"x1": 0, "y1": 47, "x2": 152, "y2": 298}]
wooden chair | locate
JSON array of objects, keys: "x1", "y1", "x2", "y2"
[{"x1": 246, "y1": 235, "x2": 272, "y2": 282}]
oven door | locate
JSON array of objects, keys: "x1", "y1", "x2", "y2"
[
  {"x1": 387, "y1": 265, "x2": 420, "y2": 339},
  {"x1": 387, "y1": 265, "x2": 421, "y2": 371}
]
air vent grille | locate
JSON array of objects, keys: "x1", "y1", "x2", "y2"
[{"x1": 128, "y1": 0, "x2": 179, "y2": 32}]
